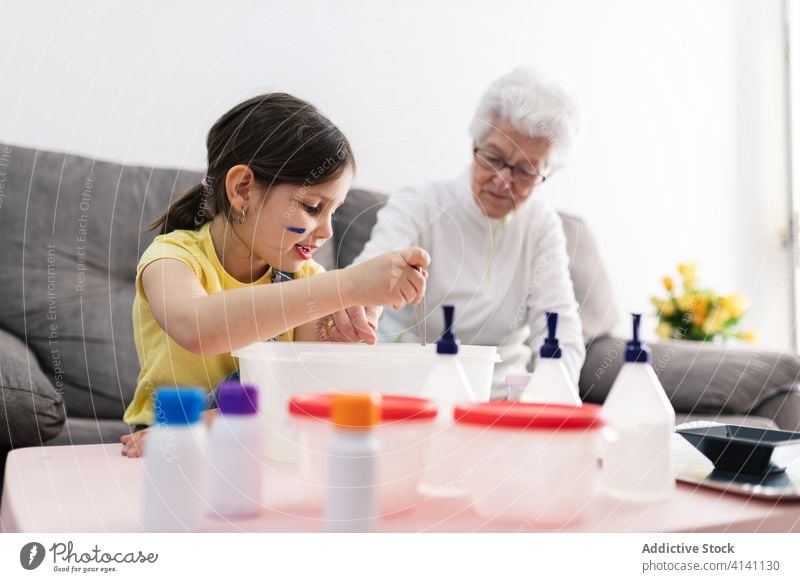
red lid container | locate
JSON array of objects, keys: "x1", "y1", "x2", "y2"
[
  {"x1": 454, "y1": 401, "x2": 604, "y2": 431},
  {"x1": 289, "y1": 393, "x2": 437, "y2": 423}
]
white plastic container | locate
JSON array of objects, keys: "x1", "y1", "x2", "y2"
[
  {"x1": 602, "y1": 314, "x2": 675, "y2": 503},
  {"x1": 520, "y1": 313, "x2": 581, "y2": 406},
  {"x1": 233, "y1": 341, "x2": 498, "y2": 462},
  {"x1": 455, "y1": 401, "x2": 607, "y2": 526},
  {"x1": 207, "y1": 382, "x2": 264, "y2": 519},
  {"x1": 324, "y1": 393, "x2": 381, "y2": 533},
  {"x1": 289, "y1": 393, "x2": 437, "y2": 514},
  {"x1": 142, "y1": 388, "x2": 207, "y2": 532}
]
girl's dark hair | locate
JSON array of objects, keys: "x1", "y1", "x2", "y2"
[{"x1": 150, "y1": 93, "x2": 355, "y2": 234}]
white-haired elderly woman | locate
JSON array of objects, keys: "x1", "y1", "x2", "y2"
[{"x1": 334, "y1": 67, "x2": 585, "y2": 395}]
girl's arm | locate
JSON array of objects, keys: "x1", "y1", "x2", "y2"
[
  {"x1": 141, "y1": 247, "x2": 428, "y2": 356},
  {"x1": 293, "y1": 319, "x2": 326, "y2": 342}
]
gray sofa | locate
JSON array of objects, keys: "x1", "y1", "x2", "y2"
[{"x1": 2, "y1": 143, "x2": 800, "y2": 481}]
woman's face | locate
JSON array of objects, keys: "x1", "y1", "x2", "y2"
[
  {"x1": 470, "y1": 119, "x2": 553, "y2": 219},
  {"x1": 243, "y1": 168, "x2": 353, "y2": 273}
]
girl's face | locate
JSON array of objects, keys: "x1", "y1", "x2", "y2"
[{"x1": 244, "y1": 168, "x2": 354, "y2": 273}]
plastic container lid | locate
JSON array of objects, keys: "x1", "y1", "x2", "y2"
[
  {"x1": 153, "y1": 387, "x2": 206, "y2": 425},
  {"x1": 217, "y1": 382, "x2": 258, "y2": 415},
  {"x1": 454, "y1": 401, "x2": 604, "y2": 431},
  {"x1": 289, "y1": 393, "x2": 437, "y2": 423}
]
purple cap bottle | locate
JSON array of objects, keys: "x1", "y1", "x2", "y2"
[{"x1": 217, "y1": 382, "x2": 259, "y2": 415}]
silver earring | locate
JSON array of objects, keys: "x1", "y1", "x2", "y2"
[{"x1": 237, "y1": 210, "x2": 246, "y2": 224}]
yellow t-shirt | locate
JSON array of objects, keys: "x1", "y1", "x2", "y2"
[{"x1": 124, "y1": 222, "x2": 324, "y2": 426}]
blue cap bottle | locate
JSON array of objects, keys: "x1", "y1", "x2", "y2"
[
  {"x1": 624, "y1": 313, "x2": 651, "y2": 363},
  {"x1": 153, "y1": 387, "x2": 205, "y2": 425},
  {"x1": 437, "y1": 305, "x2": 459, "y2": 355},
  {"x1": 540, "y1": 312, "x2": 563, "y2": 359}
]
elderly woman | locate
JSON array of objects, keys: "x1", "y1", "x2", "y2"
[{"x1": 340, "y1": 67, "x2": 585, "y2": 394}]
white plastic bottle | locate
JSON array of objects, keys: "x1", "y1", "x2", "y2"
[
  {"x1": 505, "y1": 372, "x2": 533, "y2": 401},
  {"x1": 208, "y1": 382, "x2": 264, "y2": 518},
  {"x1": 324, "y1": 393, "x2": 381, "y2": 533},
  {"x1": 520, "y1": 312, "x2": 582, "y2": 406},
  {"x1": 419, "y1": 305, "x2": 476, "y2": 498},
  {"x1": 602, "y1": 313, "x2": 675, "y2": 502},
  {"x1": 142, "y1": 387, "x2": 208, "y2": 532}
]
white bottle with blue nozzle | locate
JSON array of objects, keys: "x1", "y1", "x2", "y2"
[
  {"x1": 601, "y1": 314, "x2": 675, "y2": 502},
  {"x1": 208, "y1": 382, "x2": 264, "y2": 519},
  {"x1": 505, "y1": 372, "x2": 533, "y2": 401},
  {"x1": 142, "y1": 387, "x2": 208, "y2": 532},
  {"x1": 519, "y1": 312, "x2": 581, "y2": 406},
  {"x1": 419, "y1": 305, "x2": 475, "y2": 498}
]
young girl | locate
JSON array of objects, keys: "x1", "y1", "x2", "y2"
[{"x1": 120, "y1": 93, "x2": 428, "y2": 457}]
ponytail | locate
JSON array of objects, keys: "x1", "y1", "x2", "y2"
[{"x1": 149, "y1": 182, "x2": 214, "y2": 235}]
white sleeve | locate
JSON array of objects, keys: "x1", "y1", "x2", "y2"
[
  {"x1": 351, "y1": 185, "x2": 432, "y2": 342},
  {"x1": 351, "y1": 185, "x2": 431, "y2": 265},
  {"x1": 525, "y1": 208, "x2": 586, "y2": 385}
]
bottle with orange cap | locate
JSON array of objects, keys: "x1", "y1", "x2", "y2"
[{"x1": 324, "y1": 392, "x2": 381, "y2": 533}]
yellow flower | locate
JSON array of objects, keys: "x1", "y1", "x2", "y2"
[
  {"x1": 689, "y1": 295, "x2": 709, "y2": 326},
  {"x1": 719, "y1": 293, "x2": 748, "y2": 319},
  {"x1": 662, "y1": 276, "x2": 674, "y2": 293},
  {"x1": 702, "y1": 306, "x2": 731, "y2": 335},
  {"x1": 656, "y1": 322, "x2": 673, "y2": 340},
  {"x1": 651, "y1": 296, "x2": 675, "y2": 317},
  {"x1": 738, "y1": 330, "x2": 760, "y2": 343},
  {"x1": 676, "y1": 293, "x2": 696, "y2": 313},
  {"x1": 677, "y1": 262, "x2": 698, "y2": 289}
]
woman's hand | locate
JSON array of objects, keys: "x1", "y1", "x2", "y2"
[
  {"x1": 323, "y1": 305, "x2": 383, "y2": 344},
  {"x1": 345, "y1": 247, "x2": 429, "y2": 309},
  {"x1": 120, "y1": 409, "x2": 219, "y2": 458},
  {"x1": 294, "y1": 306, "x2": 382, "y2": 343}
]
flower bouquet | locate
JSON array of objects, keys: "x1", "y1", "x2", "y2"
[{"x1": 650, "y1": 262, "x2": 758, "y2": 342}]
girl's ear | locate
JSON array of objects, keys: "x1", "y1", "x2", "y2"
[{"x1": 225, "y1": 165, "x2": 257, "y2": 213}]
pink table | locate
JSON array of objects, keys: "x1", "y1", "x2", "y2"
[{"x1": 2, "y1": 444, "x2": 800, "y2": 533}]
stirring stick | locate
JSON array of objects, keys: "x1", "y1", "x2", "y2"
[{"x1": 410, "y1": 265, "x2": 427, "y2": 346}]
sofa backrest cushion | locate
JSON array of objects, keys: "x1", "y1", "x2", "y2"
[{"x1": 0, "y1": 143, "x2": 201, "y2": 418}]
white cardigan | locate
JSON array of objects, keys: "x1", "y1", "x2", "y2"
[{"x1": 354, "y1": 174, "x2": 586, "y2": 394}]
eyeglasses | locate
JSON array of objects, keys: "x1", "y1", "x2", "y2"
[{"x1": 473, "y1": 146, "x2": 547, "y2": 186}]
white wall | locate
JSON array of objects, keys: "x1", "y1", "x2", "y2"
[{"x1": 1, "y1": 0, "x2": 792, "y2": 349}]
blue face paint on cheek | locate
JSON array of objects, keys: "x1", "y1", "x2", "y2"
[{"x1": 285, "y1": 226, "x2": 306, "y2": 234}]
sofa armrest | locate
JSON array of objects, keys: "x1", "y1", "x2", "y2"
[
  {"x1": 580, "y1": 336, "x2": 800, "y2": 429},
  {"x1": 748, "y1": 388, "x2": 800, "y2": 431},
  {"x1": 0, "y1": 327, "x2": 65, "y2": 448}
]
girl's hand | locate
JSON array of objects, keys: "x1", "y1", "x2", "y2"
[
  {"x1": 120, "y1": 409, "x2": 219, "y2": 458},
  {"x1": 346, "y1": 247, "x2": 430, "y2": 309},
  {"x1": 120, "y1": 429, "x2": 147, "y2": 458}
]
